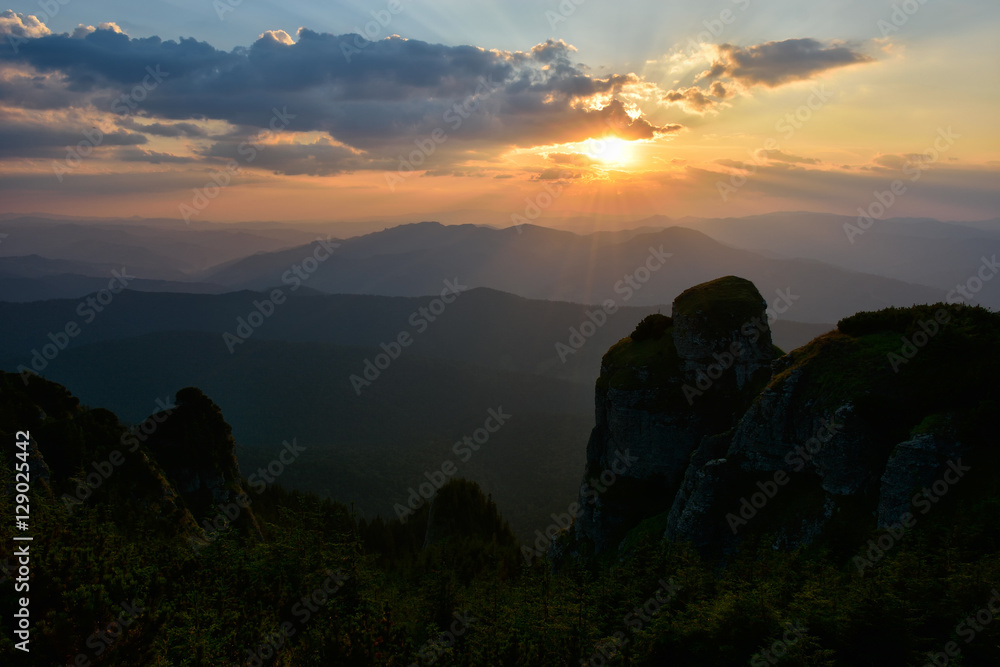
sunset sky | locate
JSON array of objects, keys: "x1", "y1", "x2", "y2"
[{"x1": 0, "y1": 0, "x2": 997, "y2": 227}]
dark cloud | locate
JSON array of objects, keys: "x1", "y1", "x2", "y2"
[
  {"x1": 116, "y1": 117, "x2": 210, "y2": 137},
  {"x1": 200, "y1": 139, "x2": 382, "y2": 176},
  {"x1": 764, "y1": 150, "x2": 819, "y2": 165},
  {"x1": 699, "y1": 38, "x2": 873, "y2": 88},
  {"x1": 534, "y1": 167, "x2": 583, "y2": 180},
  {"x1": 0, "y1": 169, "x2": 237, "y2": 194},
  {"x1": 708, "y1": 81, "x2": 731, "y2": 98},
  {"x1": 114, "y1": 147, "x2": 194, "y2": 164},
  {"x1": 661, "y1": 86, "x2": 719, "y2": 113},
  {"x1": 712, "y1": 153, "x2": 818, "y2": 170},
  {"x1": 713, "y1": 158, "x2": 752, "y2": 170},
  {"x1": 0, "y1": 27, "x2": 680, "y2": 164},
  {"x1": 548, "y1": 152, "x2": 597, "y2": 166},
  {"x1": 420, "y1": 167, "x2": 492, "y2": 178},
  {"x1": 872, "y1": 153, "x2": 930, "y2": 170},
  {"x1": 0, "y1": 119, "x2": 146, "y2": 158}
]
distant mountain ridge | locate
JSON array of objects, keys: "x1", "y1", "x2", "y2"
[
  {"x1": 4, "y1": 212, "x2": 993, "y2": 318},
  {"x1": 201, "y1": 221, "x2": 942, "y2": 323},
  {"x1": 0, "y1": 287, "x2": 829, "y2": 384}
]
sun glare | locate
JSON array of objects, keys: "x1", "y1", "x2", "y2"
[{"x1": 585, "y1": 136, "x2": 635, "y2": 166}]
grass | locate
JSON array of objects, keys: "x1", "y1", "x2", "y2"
[
  {"x1": 619, "y1": 509, "x2": 672, "y2": 555},
  {"x1": 767, "y1": 331, "x2": 900, "y2": 410}
]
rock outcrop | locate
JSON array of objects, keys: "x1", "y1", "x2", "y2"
[
  {"x1": 144, "y1": 387, "x2": 263, "y2": 540},
  {"x1": 0, "y1": 373, "x2": 262, "y2": 546},
  {"x1": 573, "y1": 276, "x2": 777, "y2": 554},
  {"x1": 571, "y1": 279, "x2": 986, "y2": 558}
]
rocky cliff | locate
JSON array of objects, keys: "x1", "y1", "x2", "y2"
[
  {"x1": 574, "y1": 276, "x2": 778, "y2": 554},
  {"x1": 143, "y1": 386, "x2": 262, "y2": 541},
  {"x1": 0, "y1": 373, "x2": 261, "y2": 546},
  {"x1": 573, "y1": 278, "x2": 996, "y2": 558}
]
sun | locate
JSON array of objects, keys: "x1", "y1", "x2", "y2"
[{"x1": 584, "y1": 136, "x2": 635, "y2": 166}]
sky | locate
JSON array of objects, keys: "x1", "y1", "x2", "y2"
[{"x1": 0, "y1": 0, "x2": 997, "y2": 228}]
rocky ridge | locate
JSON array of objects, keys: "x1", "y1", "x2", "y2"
[{"x1": 572, "y1": 277, "x2": 990, "y2": 558}]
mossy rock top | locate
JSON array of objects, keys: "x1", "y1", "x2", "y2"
[
  {"x1": 672, "y1": 276, "x2": 766, "y2": 335},
  {"x1": 598, "y1": 328, "x2": 683, "y2": 393},
  {"x1": 768, "y1": 303, "x2": 1000, "y2": 444}
]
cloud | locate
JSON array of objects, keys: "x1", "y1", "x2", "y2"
[
  {"x1": 71, "y1": 22, "x2": 125, "y2": 39},
  {"x1": 708, "y1": 81, "x2": 732, "y2": 98},
  {"x1": 0, "y1": 114, "x2": 146, "y2": 159},
  {"x1": 258, "y1": 30, "x2": 295, "y2": 46},
  {"x1": 199, "y1": 136, "x2": 380, "y2": 176},
  {"x1": 114, "y1": 147, "x2": 194, "y2": 164},
  {"x1": 0, "y1": 10, "x2": 51, "y2": 39},
  {"x1": 661, "y1": 86, "x2": 721, "y2": 113},
  {"x1": 534, "y1": 167, "x2": 583, "y2": 180},
  {"x1": 115, "y1": 117, "x2": 210, "y2": 138},
  {"x1": 871, "y1": 153, "x2": 929, "y2": 170},
  {"x1": 0, "y1": 169, "x2": 235, "y2": 194},
  {"x1": 420, "y1": 167, "x2": 494, "y2": 178},
  {"x1": 764, "y1": 150, "x2": 819, "y2": 165},
  {"x1": 0, "y1": 25, "x2": 680, "y2": 169},
  {"x1": 548, "y1": 152, "x2": 597, "y2": 166},
  {"x1": 714, "y1": 150, "x2": 820, "y2": 171},
  {"x1": 660, "y1": 41, "x2": 863, "y2": 114},
  {"x1": 699, "y1": 38, "x2": 873, "y2": 88}
]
